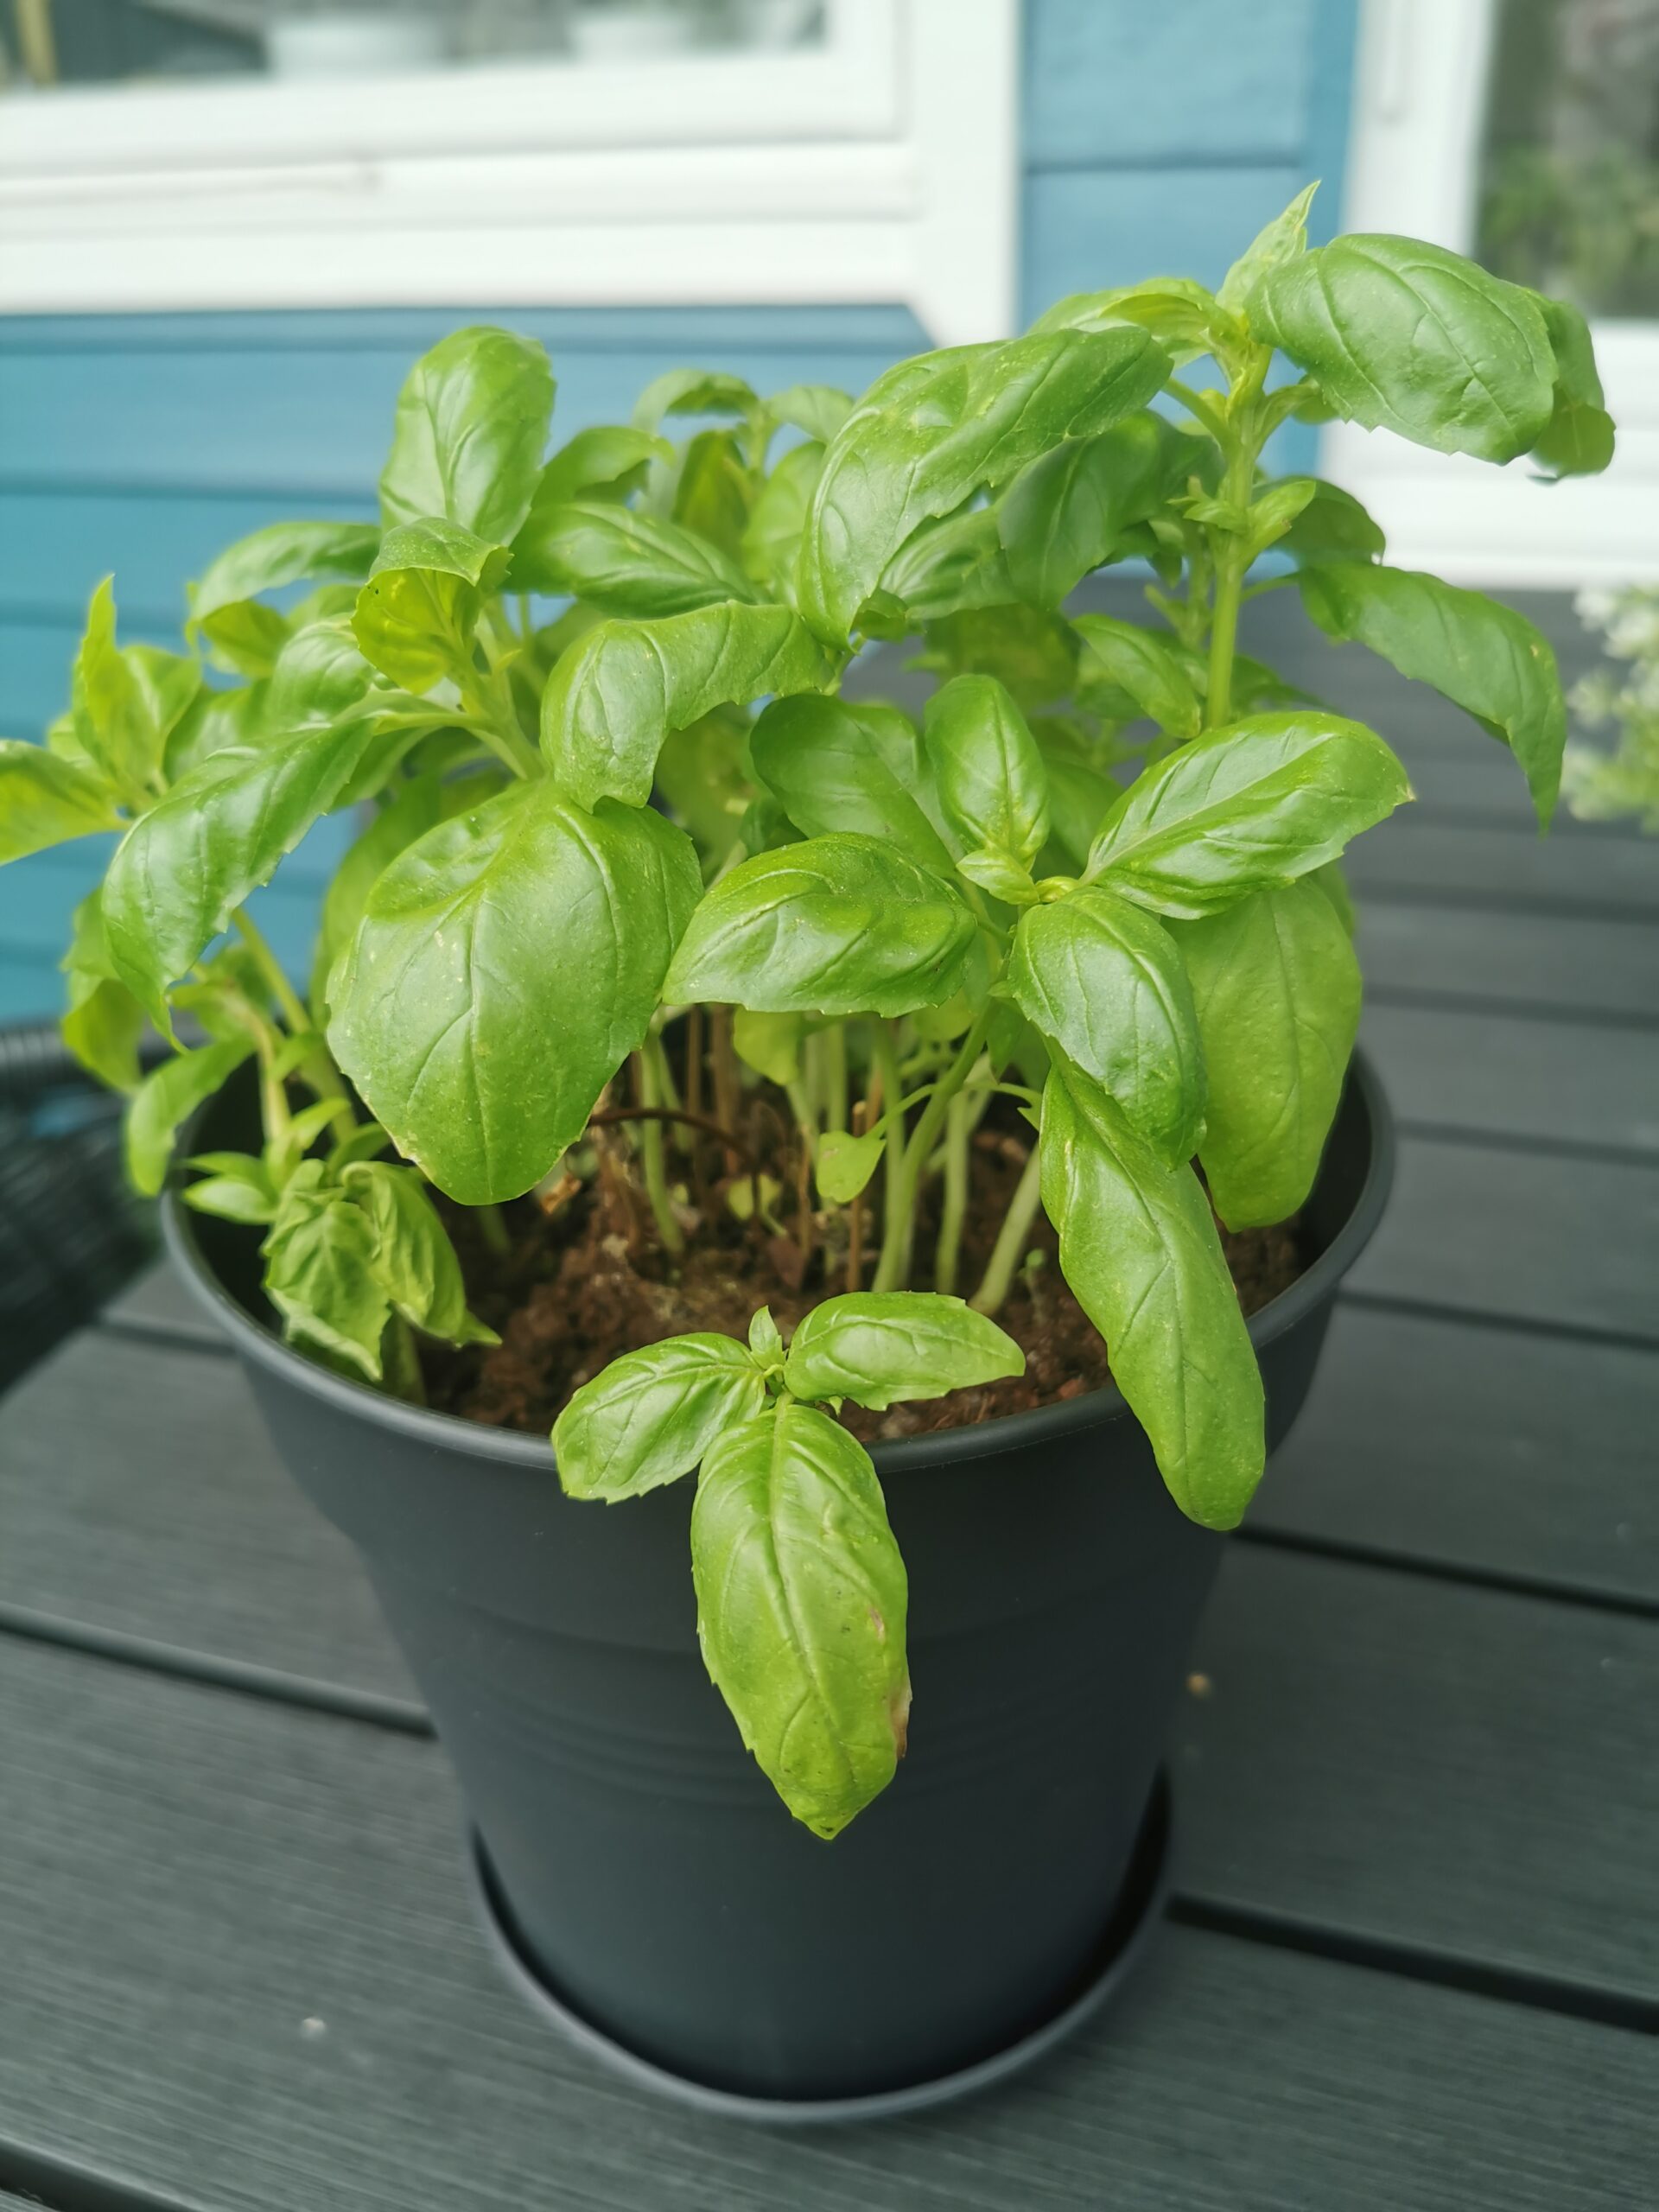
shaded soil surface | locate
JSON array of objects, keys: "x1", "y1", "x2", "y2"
[{"x1": 423, "y1": 1089, "x2": 1308, "y2": 1444}]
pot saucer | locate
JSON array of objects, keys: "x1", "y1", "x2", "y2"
[{"x1": 465, "y1": 1768, "x2": 1173, "y2": 2126}]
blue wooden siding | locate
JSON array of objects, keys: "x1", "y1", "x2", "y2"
[{"x1": 0, "y1": 2, "x2": 1360, "y2": 1024}]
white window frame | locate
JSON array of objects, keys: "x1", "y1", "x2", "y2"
[
  {"x1": 0, "y1": 0, "x2": 1020, "y2": 346},
  {"x1": 1329, "y1": 0, "x2": 1658, "y2": 586}
]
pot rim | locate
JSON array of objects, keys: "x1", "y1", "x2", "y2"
[{"x1": 162, "y1": 1047, "x2": 1394, "y2": 1479}]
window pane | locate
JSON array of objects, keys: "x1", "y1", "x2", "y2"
[
  {"x1": 2, "y1": 0, "x2": 824, "y2": 92},
  {"x1": 1478, "y1": 0, "x2": 1659, "y2": 318}
]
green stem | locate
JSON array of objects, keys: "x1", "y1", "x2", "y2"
[
  {"x1": 637, "y1": 1039, "x2": 684, "y2": 1258},
  {"x1": 477, "y1": 1205, "x2": 512, "y2": 1259},
  {"x1": 933, "y1": 1090, "x2": 971, "y2": 1295},
  {"x1": 1164, "y1": 377, "x2": 1230, "y2": 444},
  {"x1": 870, "y1": 1023, "x2": 906, "y2": 1292},
  {"x1": 461, "y1": 664, "x2": 541, "y2": 779},
  {"x1": 872, "y1": 1011, "x2": 991, "y2": 1294},
  {"x1": 233, "y1": 911, "x2": 310, "y2": 1039},
  {"x1": 822, "y1": 1021, "x2": 848, "y2": 1136},
  {"x1": 969, "y1": 1143, "x2": 1045, "y2": 1316}
]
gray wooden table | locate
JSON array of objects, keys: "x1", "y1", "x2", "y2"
[{"x1": 0, "y1": 594, "x2": 1656, "y2": 2209}]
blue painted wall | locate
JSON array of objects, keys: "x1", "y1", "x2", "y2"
[{"x1": 0, "y1": 0, "x2": 1360, "y2": 1022}]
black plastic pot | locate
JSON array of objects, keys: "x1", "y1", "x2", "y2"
[{"x1": 165, "y1": 1053, "x2": 1393, "y2": 2117}]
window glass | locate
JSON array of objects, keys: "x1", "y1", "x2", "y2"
[
  {"x1": 1, "y1": 0, "x2": 823, "y2": 92},
  {"x1": 1478, "y1": 0, "x2": 1659, "y2": 318}
]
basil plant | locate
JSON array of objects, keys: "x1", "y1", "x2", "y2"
[{"x1": 0, "y1": 189, "x2": 1609, "y2": 1835}]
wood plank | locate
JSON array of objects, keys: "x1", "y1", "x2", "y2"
[
  {"x1": 1347, "y1": 814, "x2": 1659, "y2": 918},
  {"x1": 1348, "y1": 1136, "x2": 1659, "y2": 1340},
  {"x1": 1357, "y1": 902, "x2": 1659, "y2": 1024},
  {"x1": 1023, "y1": 0, "x2": 1318, "y2": 167},
  {"x1": 1254, "y1": 1303, "x2": 1659, "y2": 1604},
  {"x1": 0, "y1": 1633, "x2": 1650, "y2": 2212},
  {"x1": 1361, "y1": 1003, "x2": 1659, "y2": 1155},
  {"x1": 1182, "y1": 1546, "x2": 1659, "y2": 2012},
  {"x1": 0, "y1": 335, "x2": 909, "y2": 502},
  {"x1": 0, "y1": 1331, "x2": 410, "y2": 1703}
]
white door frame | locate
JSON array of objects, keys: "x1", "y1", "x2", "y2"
[
  {"x1": 1329, "y1": 0, "x2": 1658, "y2": 585},
  {"x1": 0, "y1": 0, "x2": 1020, "y2": 347}
]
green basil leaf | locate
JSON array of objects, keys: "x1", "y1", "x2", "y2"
[
  {"x1": 664, "y1": 832, "x2": 976, "y2": 1019},
  {"x1": 352, "y1": 519, "x2": 512, "y2": 695},
  {"x1": 955, "y1": 847, "x2": 1039, "y2": 904},
  {"x1": 312, "y1": 770, "x2": 500, "y2": 1016},
  {"x1": 1085, "y1": 713, "x2": 1412, "y2": 919},
  {"x1": 328, "y1": 781, "x2": 700, "y2": 1205},
  {"x1": 672, "y1": 429, "x2": 753, "y2": 562},
  {"x1": 876, "y1": 504, "x2": 1011, "y2": 624},
  {"x1": 1280, "y1": 479, "x2": 1387, "y2": 564},
  {"x1": 60, "y1": 889, "x2": 145, "y2": 1094},
  {"x1": 105, "y1": 717, "x2": 401, "y2": 1029},
  {"x1": 767, "y1": 384, "x2": 854, "y2": 444},
  {"x1": 553, "y1": 1333, "x2": 767, "y2": 1501},
  {"x1": 998, "y1": 411, "x2": 1180, "y2": 607},
  {"x1": 690, "y1": 1400, "x2": 910, "y2": 1839},
  {"x1": 749, "y1": 692, "x2": 952, "y2": 868},
  {"x1": 261, "y1": 1168, "x2": 391, "y2": 1381},
  {"x1": 654, "y1": 709, "x2": 752, "y2": 863},
  {"x1": 732, "y1": 1007, "x2": 804, "y2": 1085},
  {"x1": 1033, "y1": 721, "x2": 1117, "y2": 873},
  {"x1": 632, "y1": 368, "x2": 760, "y2": 431},
  {"x1": 918, "y1": 604, "x2": 1078, "y2": 711},
  {"x1": 741, "y1": 440, "x2": 824, "y2": 596},
  {"x1": 70, "y1": 579, "x2": 160, "y2": 802},
  {"x1": 540, "y1": 601, "x2": 836, "y2": 810},
  {"x1": 507, "y1": 498, "x2": 761, "y2": 614},
  {"x1": 532, "y1": 423, "x2": 672, "y2": 511},
  {"x1": 816, "y1": 1127, "x2": 885, "y2": 1204},
  {"x1": 1241, "y1": 477, "x2": 1318, "y2": 562},
  {"x1": 1030, "y1": 277, "x2": 1232, "y2": 361},
  {"x1": 379, "y1": 326, "x2": 555, "y2": 546},
  {"x1": 1009, "y1": 886, "x2": 1204, "y2": 1166},
  {"x1": 1040, "y1": 1063, "x2": 1263, "y2": 1529},
  {"x1": 182, "y1": 1173, "x2": 279, "y2": 1225},
  {"x1": 1297, "y1": 561, "x2": 1566, "y2": 823},
  {"x1": 125, "y1": 1037, "x2": 255, "y2": 1198},
  {"x1": 197, "y1": 600, "x2": 291, "y2": 680},
  {"x1": 1173, "y1": 879, "x2": 1360, "y2": 1230},
  {"x1": 126, "y1": 645, "x2": 204, "y2": 753},
  {"x1": 923, "y1": 673, "x2": 1050, "y2": 868},
  {"x1": 0, "y1": 740, "x2": 118, "y2": 861},
  {"x1": 192, "y1": 521, "x2": 380, "y2": 626},
  {"x1": 1071, "y1": 613, "x2": 1204, "y2": 740},
  {"x1": 261, "y1": 616, "x2": 378, "y2": 733},
  {"x1": 798, "y1": 327, "x2": 1170, "y2": 645},
  {"x1": 1527, "y1": 294, "x2": 1615, "y2": 479},
  {"x1": 341, "y1": 1160, "x2": 496, "y2": 1345},
  {"x1": 784, "y1": 1291, "x2": 1023, "y2": 1411},
  {"x1": 749, "y1": 1306, "x2": 785, "y2": 1363},
  {"x1": 1249, "y1": 235, "x2": 1556, "y2": 463},
  {"x1": 1216, "y1": 181, "x2": 1319, "y2": 315}
]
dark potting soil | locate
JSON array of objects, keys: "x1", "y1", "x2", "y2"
[{"x1": 422, "y1": 1096, "x2": 1307, "y2": 1445}]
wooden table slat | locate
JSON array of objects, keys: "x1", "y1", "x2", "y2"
[
  {"x1": 1358, "y1": 902, "x2": 1659, "y2": 1024},
  {"x1": 1255, "y1": 1304, "x2": 1658, "y2": 1605},
  {"x1": 1348, "y1": 1136, "x2": 1659, "y2": 1341},
  {"x1": 0, "y1": 1635, "x2": 1652, "y2": 2212},
  {"x1": 1361, "y1": 1003, "x2": 1659, "y2": 1156},
  {"x1": 1347, "y1": 814, "x2": 1659, "y2": 919}
]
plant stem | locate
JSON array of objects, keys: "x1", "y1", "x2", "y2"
[
  {"x1": 969, "y1": 1144, "x2": 1044, "y2": 1316},
  {"x1": 635, "y1": 1038, "x2": 684, "y2": 1258},
  {"x1": 477, "y1": 1205, "x2": 512, "y2": 1259},
  {"x1": 233, "y1": 911, "x2": 311, "y2": 1038},
  {"x1": 233, "y1": 910, "x2": 356, "y2": 1134},
  {"x1": 869, "y1": 1023, "x2": 905, "y2": 1292},
  {"x1": 872, "y1": 1012, "x2": 990, "y2": 1294},
  {"x1": 822, "y1": 1021, "x2": 848, "y2": 1136},
  {"x1": 933, "y1": 1089, "x2": 971, "y2": 1295}
]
